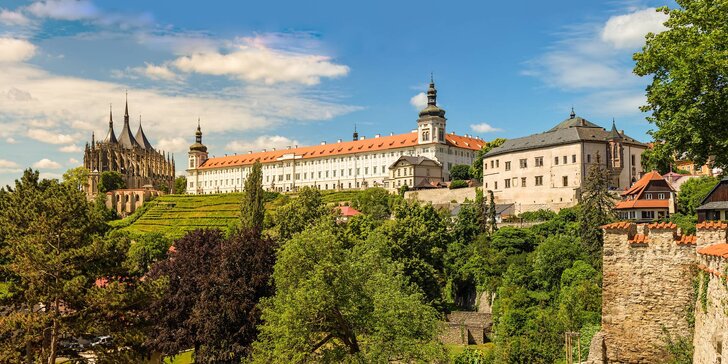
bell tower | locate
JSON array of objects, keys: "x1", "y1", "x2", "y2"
[{"x1": 417, "y1": 74, "x2": 447, "y2": 144}]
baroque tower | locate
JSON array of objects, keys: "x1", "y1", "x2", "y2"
[
  {"x1": 417, "y1": 75, "x2": 447, "y2": 144},
  {"x1": 187, "y1": 119, "x2": 208, "y2": 194}
]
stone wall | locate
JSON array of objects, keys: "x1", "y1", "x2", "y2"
[
  {"x1": 692, "y1": 222, "x2": 728, "y2": 364},
  {"x1": 601, "y1": 222, "x2": 697, "y2": 363},
  {"x1": 439, "y1": 311, "x2": 492, "y2": 345},
  {"x1": 404, "y1": 186, "x2": 478, "y2": 205}
]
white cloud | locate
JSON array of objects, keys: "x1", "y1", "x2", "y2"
[
  {"x1": 59, "y1": 144, "x2": 82, "y2": 153},
  {"x1": 26, "y1": 0, "x2": 100, "y2": 21},
  {"x1": 0, "y1": 159, "x2": 20, "y2": 168},
  {"x1": 39, "y1": 172, "x2": 61, "y2": 180},
  {"x1": 32, "y1": 158, "x2": 61, "y2": 169},
  {"x1": 601, "y1": 8, "x2": 668, "y2": 49},
  {"x1": 0, "y1": 9, "x2": 31, "y2": 25},
  {"x1": 6, "y1": 137, "x2": 17, "y2": 144},
  {"x1": 67, "y1": 157, "x2": 79, "y2": 165},
  {"x1": 0, "y1": 37, "x2": 37, "y2": 63},
  {"x1": 409, "y1": 92, "x2": 427, "y2": 110},
  {"x1": 133, "y1": 62, "x2": 181, "y2": 82},
  {"x1": 172, "y1": 38, "x2": 349, "y2": 85},
  {"x1": 156, "y1": 137, "x2": 188, "y2": 153},
  {"x1": 225, "y1": 135, "x2": 300, "y2": 153},
  {"x1": 26, "y1": 129, "x2": 79, "y2": 145},
  {"x1": 470, "y1": 123, "x2": 502, "y2": 133}
]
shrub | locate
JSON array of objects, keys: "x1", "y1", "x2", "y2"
[{"x1": 450, "y1": 180, "x2": 469, "y2": 189}]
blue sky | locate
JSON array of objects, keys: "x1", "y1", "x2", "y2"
[{"x1": 0, "y1": 0, "x2": 673, "y2": 187}]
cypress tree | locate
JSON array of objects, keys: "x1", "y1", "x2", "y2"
[
  {"x1": 241, "y1": 161, "x2": 265, "y2": 234},
  {"x1": 487, "y1": 189, "x2": 498, "y2": 234}
]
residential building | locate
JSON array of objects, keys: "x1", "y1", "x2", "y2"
[
  {"x1": 697, "y1": 177, "x2": 728, "y2": 222},
  {"x1": 186, "y1": 79, "x2": 485, "y2": 194},
  {"x1": 482, "y1": 110, "x2": 647, "y2": 212},
  {"x1": 615, "y1": 170, "x2": 676, "y2": 222},
  {"x1": 335, "y1": 205, "x2": 361, "y2": 223},
  {"x1": 388, "y1": 156, "x2": 444, "y2": 190}
]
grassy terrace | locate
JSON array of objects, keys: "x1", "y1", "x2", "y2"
[{"x1": 112, "y1": 190, "x2": 363, "y2": 238}]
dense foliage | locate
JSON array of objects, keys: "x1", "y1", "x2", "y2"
[
  {"x1": 634, "y1": 1, "x2": 728, "y2": 172},
  {"x1": 676, "y1": 176, "x2": 719, "y2": 215},
  {"x1": 471, "y1": 138, "x2": 506, "y2": 181},
  {"x1": 449, "y1": 180, "x2": 469, "y2": 189},
  {"x1": 174, "y1": 176, "x2": 187, "y2": 194},
  {"x1": 449, "y1": 164, "x2": 472, "y2": 181},
  {"x1": 98, "y1": 171, "x2": 125, "y2": 193},
  {"x1": 240, "y1": 161, "x2": 265, "y2": 234}
]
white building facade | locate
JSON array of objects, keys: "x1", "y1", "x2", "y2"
[
  {"x1": 482, "y1": 112, "x2": 647, "y2": 213},
  {"x1": 186, "y1": 80, "x2": 484, "y2": 194}
]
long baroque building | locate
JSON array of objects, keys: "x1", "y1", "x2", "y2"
[
  {"x1": 482, "y1": 110, "x2": 648, "y2": 213},
  {"x1": 83, "y1": 99, "x2": 176, "y2": 196},
  {"x1": 186, "y1": 80, "x2": 486, "y2": 194}
]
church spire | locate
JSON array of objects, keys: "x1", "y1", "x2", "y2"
[
  {"x1": 135, "y1": 114, "x2": 154, "y2": 149},
  {"x1": 124, "y1": 90, "x2": 129, "y2": 123},
  {"x1": 353, "y1": 124, "x2": 359, "y2": 141},
  {"x1": 118, "y1": 92, "x2": 140, "y2": 149},
  {"x1": 196, "y1": 118, "x2": 202, "y2": 143},
  {"x1": 104, "y1": 104, "x2": 118, "y2": 143},
  {"x1": 190, "y1": 118, "x2": 207, "y2": 153},
  {"x1": 608, "y1": 118, "x2": 623, "y2": 140},
  {"x1": 427, "y1": 74, "x2": 437, "y2": 106}
]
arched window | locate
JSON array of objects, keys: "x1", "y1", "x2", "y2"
[{"x1": 422, "y1": 130, "x2": 430, "y2": 141}]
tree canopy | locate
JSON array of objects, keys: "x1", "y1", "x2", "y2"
[
  {"x1": 99, "y1": 171, "x2": 125, "y2": 193},
  {"x1": 471, "y1": 138, "x2": 506, "y2": 180},
  {"x1": 449, "y1": 164, "x2": 472, "y2": 181},
  {"x1": 677, "y1": 176, "x2": 719, "y2": 215},
  {"x1": 634, "y1": 1, "x2": 728, "y2": 172}
]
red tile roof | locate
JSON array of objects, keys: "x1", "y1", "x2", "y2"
[
  {"x1": 676, "y1": 235, "x2": 697, "y2": 245},
  {"x1": 696, "y1": 221, "x2": 728, "y2": 230},
  {"x1": 697, "y1": 243, "x2": 728, "y2": 258},
  {"x1": 601, "y1": 221, "x2": 633, "y2": 230},
  {"x1": 647, "y1": 222, "x2": 678, "y2": 230},
  {"x1": 615, "y1": 170, "x2": 674, "y2": 210},
  {"x1": 621, "y1": 170, "x2": 666, "y2": 196},
  {"x1": 629, "y1": 234, "x2": 650, "y2": 244},
  {"x1": 197, "y1": 132, "x2": 485, "y2": 170},
  {"x1": 336, "y1": 206, "x2": 361, "y2": 217},
  {"x1": 615, "y1": 199, "x2": 671, "y2": 209}
]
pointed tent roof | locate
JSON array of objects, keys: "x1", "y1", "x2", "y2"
[
  {"x1": 104, "y1": 105, "x2": 117, "y2": 143},
  {"x1": 607, "y1": 119, "x2": 623, "y2": 140},
  {"x1": 135, "y1": 116, "x2": 154, "y2": 150},
  {"x1": 117, "y1": 98, "x2": 140, "y2": 149}
]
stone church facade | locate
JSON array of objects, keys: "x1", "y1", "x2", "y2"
[{"x1": 83, "y1": 99, "x2": 176, "y2": 196}]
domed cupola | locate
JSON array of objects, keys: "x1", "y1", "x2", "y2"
[{"x1": 417, "y1": 75, "x2": 447, "y2": 144}]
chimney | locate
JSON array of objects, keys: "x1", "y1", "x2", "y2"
[
  {"x1": 321, "y1": 141, "x2": 326, "y2": 145},
  {"x1": 375, "y1": 134, "x2": 381, "y2": 138},
  {"x1": 360, "y1": 136, "x2": 366, "y2": 140},
  {"x1": 621, "y1": 130, "x2": 625, "y2": 134},
  {"x1": 295, "y1": 145, "x2": 298, "y2": 148},
  {"x1": 390, "y1": 132, "x2": 394, "y2": 136},
  {"x1": 337, "y1": 139, "x2": 342, "y2": 143},
  {"x1": 248, "y1": 151, "x2": 252, "y2": 154},
  {"x1": 262, "y1": 149, "x2": 266, "y2": 152},
  {"x1": 272, "y1": 147, "x2": 276, "y2": 151},
  {"x1": 287, "y1": 146, "x2": 291, "y2": 150}
]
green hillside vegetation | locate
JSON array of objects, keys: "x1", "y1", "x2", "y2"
[{"x1": 112, "y1": 189, "x2": 366, "y2": 238}]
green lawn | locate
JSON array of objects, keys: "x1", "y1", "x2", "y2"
[
  {"x1": 164, "y1": 350, "x2": 193, "y2": 364},
  {"x1": 446, "y1": 343, "x2": 495, "y2": 360}
]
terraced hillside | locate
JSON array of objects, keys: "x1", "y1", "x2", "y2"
[
  {"x1": 114, "y1": 194, "x2": 243, "y2": 238},
  {"x1": 112, "y1": 190, "x2": 364, "y2": 238}
]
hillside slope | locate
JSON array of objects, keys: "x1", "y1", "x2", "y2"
[{"x1": 112, "y1": 190, "x2": 363, "y2": 238}]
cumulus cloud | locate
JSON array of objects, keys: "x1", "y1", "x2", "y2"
[
  {"x1": 0, "y1": 9, "x2": 31, "y2": 25},
  {"x1": 172, "y1": 38, "x2": 349, "y2": 85},
  {"x1": 32, "y1": 158, "x2": 62, "y2": 169},
  {"x1": 0, "y1": 37, "x2": 37, "y2": 63},
  {"x1": 470, "y1": 123, "x2": 502, "y2": 133},
  {"x1": 59, "y1": 144, "x2": 82, "y2": 153},
  {"x1": 409, "y1": 92, "x2": 427, "y2": 110},
  {"x1": 132, "y1": 63, "x2": 181, "y2": 82},
  {"x1": 225, "y1": 135, "x2": 301, "y2": 153},
  {"x1": 26, "y1": 0, "x2": 100, "y2": 21},
  {"x1": 156, "y1": 137, "x2": 189, "y2": 153},
  {"x1": 601, "y1": 8, "x2": 668, "y2": 49},
  {"x1": 26, "y1": 129, "x2": 79, "y2": 144},
  {"x1": 0, "y1": 159, "x2": 20, "y2": 168},
  {"x1": 68, "y1": 157, "x2": 79, "y2": 165}
]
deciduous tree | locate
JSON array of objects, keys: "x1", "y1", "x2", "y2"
[
  {"x1": 471, "y1": 138, "x2": 506, "y2": 180},
  {"x1": 99, "y1": 171, "x2": 125, "y2": 193},
  {"x1": 634, "y1": 1, "x2": 728, "y2": 172}
]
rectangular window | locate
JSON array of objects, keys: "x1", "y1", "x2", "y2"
[
  {"x1": 505, "y1": 179, "x2": 511, "y2": 188},
  {"x1": 295, "y1": 173, "x2": 300, "y2": 180},
  {"x1": 645, "y1": 193, "x2": 653, "y2": 200},
  {"x1": 365, "y1": 167, "x2": 369, "y2": 175},
  {"x1": 325, "y1": 171, "x2": 329, "y2": 178},
  {"x1": 349, "y1": 168, "x2": 352, "y2": 176},
  {"x1": 519, "y1": 159, "x2": 527, "y2": 168},
  {"x1": 572, "y1": 154, "x2": 576, "y2": 163},
  {"x1": 535, "y1": 157, "x2": 544, "y2": 167},
  {"x1": 286, "y1": 174, "x2": 291, "y2": 181},
  {"x1": 535, "y1": 176, "x2": 543, "y2": 186},
  {"x1": 554, "y1": 156, "x2": 559, "y2": 165},
  {"x1": 505, "y1": 161, "x2": 511, "y2": 171},
  {"x1": 521, "y1": 177, "x2": 527, "y2": 187},
  {"x1": 631, "y1": 154, "x2": 636, "y2": 166},
  {"x1": 494, "y1": 181, "x2": 498, "y2": 189},
  {"x1": 658, "y1": 193, "x2": 665, "y2": 200},
  {"x1": 587, "y1": 154, "x2": 591, "y2": 163},
  {"x1": 490, "y1": 161, "x2": 494, "y2": 168},
  {"x1": 318, "y1": 171, "x2": 322, "y2": 178},
  {"x1": 641, "y1": 211, "x2": 655, "y2": 219},
  {"x1": 496, "y1": 160, "x2": 500, "y2": 168},
  {"x1": 373, "y1": 166, "x2": 377, "y2": 174},
  {"x1": 562, "y1": 176, "x2": 568, "y2": 187},
  {"x1": 563, "y1": 156, "x2": 567, "y2": 164}
]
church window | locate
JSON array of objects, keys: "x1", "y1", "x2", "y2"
[
  {"x1": 422, "y1": 130, "x2": 430, "y2": 141},
  {"x1": 439, "y1": 129, "x2": 444, "y2": 141}
]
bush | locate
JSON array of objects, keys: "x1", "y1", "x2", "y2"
[
  {"x1": 450, "y1": 164, "x2": 472, "y2": 181},
  {"x1": 454, "y1": 347, "x2": 493, "y2": 364},
  {"x1": 450, "y1": 180, "x2": 469, "y2": 189},
  {"x1": 518, "y1": 209, "x2": 557, "y2": 222}
]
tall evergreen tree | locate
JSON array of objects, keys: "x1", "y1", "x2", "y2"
[
  {"x1": 240, "y1": 160, "x2": 265, "y2": 234},
  {"x1": 0, "y1": 169, "x2": 104, "y2": 363},
  {"x1": 487, "y1": 190, "x2": 498, "y2": 234},
  {"x1": 578, "y1": 164, "x2": 615, "y2": 263}
]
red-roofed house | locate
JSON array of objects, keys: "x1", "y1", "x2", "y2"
[
  {"x1": 185, "y1": 79, "x2": 486, "y2": 194},
  {"x1": 615, "y1": 170, "x2": 676, "y2": 222},
  {"x1": 335, "y1": 205, "x2": 361, "y2": 223}
]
